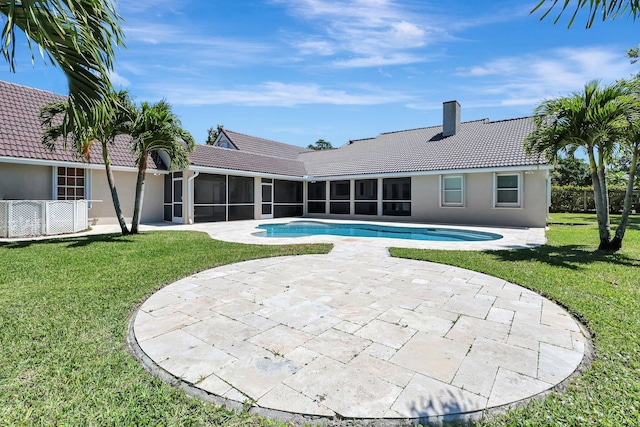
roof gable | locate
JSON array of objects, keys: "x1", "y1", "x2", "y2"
[
  {"x1": 223, "y1": 129, "x2": 312, "y2": 159},
  {"x1": 190, "y1": 144, "x2": 307, "y2": 177}
]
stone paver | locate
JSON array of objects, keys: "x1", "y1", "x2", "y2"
[{"x1": 129, "y1": 219, "x2": 588, "y2": 425}]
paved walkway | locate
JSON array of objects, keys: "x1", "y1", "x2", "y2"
[{"x1": 129, "y1": 220, "x2": 589, "y2": 425}]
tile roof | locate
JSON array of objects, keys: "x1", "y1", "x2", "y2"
[
  {"x1": 190, "y1": 144, "x2": 307, "y2": 177},
  {"x1": 298, "y1": 117, "x2": 545, "y2": 177},
  {"x1": 2, "y1": 80, "x2": 545, "y2": 179},
  {"x1": 0, "y1": 80, "x2": 158, "y2": 169},
  {"x1": 222, "y1": 129, "x2": 312, "y2": 159}
]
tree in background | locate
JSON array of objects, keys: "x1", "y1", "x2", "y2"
[
  {"x1": 307, "y1": 139, "x2": 333, "y2": 150},
  {"x1": 205, "y1": 125, "x2": 224, "y2": 145},
  {"x1": 40, "y1": 91, "x2": 137, "y2": 235},
  {"x1": 552, "y1": 155, "x2": 592, "y2": 187},
  {"x1": 129, "y1": 100, "x2": 195, "y2": 234},
  {"x1": 1, "y1": 1, "x2": 124, "y2": 133},
  {"x1": 526, "y1": 79, "x2": 640, "y2": 251}
]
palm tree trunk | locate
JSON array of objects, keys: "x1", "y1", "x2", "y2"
[
  {"x1": 611, "y1": 142, "x2": 640, "y2": 251},
  {"x1": 101, "y1": 142, "x2": 129, "y2": 235},
  {"x1": 588, "y1": 146, "x2": 611, "y2": 249},
  {"x1": 131, "y1": 154, "x2": 148, "y2": 234}
]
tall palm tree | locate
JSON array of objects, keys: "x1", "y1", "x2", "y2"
[
  {"x1": 1, "y1": 1, "x2": 124, "y2": 129},
  {"x1": 525, "y1": 80, "x2": 637, "y2": 250},
  {"x1": 129, "y1": 100, "x2": 194, "y2": 234},
  {"x1": 40, "y1": 90, "x2": 136, "y2": 235},
  {"x1": 612, "y1": 97, "x2": 640, "y2": 250}
]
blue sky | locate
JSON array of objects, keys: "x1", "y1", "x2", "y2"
[{"x1": 1, "y1": 0, "x2": 638, "y2": 147}]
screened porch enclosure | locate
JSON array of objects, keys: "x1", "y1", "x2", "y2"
[
  {"x1": 177, "y1": 173, "x2": 304, "y2": 223},
  {"x1": 194, "y1": 174, "x2": 255, "y2": 222}
]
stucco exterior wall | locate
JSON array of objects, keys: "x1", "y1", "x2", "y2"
[
  {"x1": 410, "y1": 170, "x2": 548, "y2": 228},
  {"x1": 304, "y1": 170, "x2": 549, "y2": 228},
  {"x1": 0, "y1": 163, "x2": 52, "y2": 200},
  {"x1": 90, "y1": 170, "x2": 164, "y2": 225}
]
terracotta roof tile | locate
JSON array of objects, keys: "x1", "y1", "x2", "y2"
[{"x1": 0, "y1": 80, "x2": 157, "y2": 169}]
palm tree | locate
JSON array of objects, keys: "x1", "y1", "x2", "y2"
[
  {"x1": 525, "y1": 80, "x2": 638, "y2": 250},
  {"x1": 1, "y1": 1, "x2": 124, "y2": 129},
  {"x1": 129, "y1": 100, "x2": 195, "y2": 234},
  {"x1": 40, "y1": 90, "x2": 136, "y2": 235},
  {"x1": 532, "y1": 0, "x2": 640, "y2": 27}
]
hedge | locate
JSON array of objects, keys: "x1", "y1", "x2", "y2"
[{"x1": 551, "y1": 186, "x2": 640, "y2": 213}]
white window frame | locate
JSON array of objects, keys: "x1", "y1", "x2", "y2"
[
  {"x1": 53, "y1": 167, "x2": 91, "y2": 206},
  {"x1": 440, "y1": 175, "x2": 464, "y2": 207},
  {"x1": 494, "y1": 172, "x2": 522, "y2": 208}
]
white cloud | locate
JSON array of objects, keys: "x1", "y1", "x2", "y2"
[
  {"x1": 333, "y1": 53, "x2": 426, "y2": 68},
  {"x1": 109, "y1": 71, "x2": 131, "y2": 88},
  {"x1": 151, "y1": 81, "x2": 412, "y2": 107},
  {"x1": 276, "y1": 0, "x2": 444, "y2": 67},
  {"x1": 454, "y1": 46, "x2": 636, "y2": 107}
]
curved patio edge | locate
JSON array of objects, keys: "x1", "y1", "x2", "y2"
[
  {"x1": 126, "y1": 248, "x2": 593, "y2": 426},
  {"x1": 127, "y1": 305, "x2": 593, "y2": 426}
]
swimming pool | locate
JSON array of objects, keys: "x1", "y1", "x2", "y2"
[{"x1": 255, "y1": 221, "x2": 503, "y2": 242}]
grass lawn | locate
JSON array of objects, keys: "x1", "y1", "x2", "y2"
[
  {"x1": 2, "y1": 220, "x2": 639, "y2": 426},
  {"x1": 392, "y1": 216, "x2": 640, "y2": 426},
  {"x1": 0, "y1": 231, "x2": 331, "y2": 426}
]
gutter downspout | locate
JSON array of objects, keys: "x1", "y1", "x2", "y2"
[{"x1": 187, "y1": 171, "x2": 199, "y2": 224}]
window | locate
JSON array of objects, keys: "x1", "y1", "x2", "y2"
[
  {"x1": 330, "y1": 180, "x2": 350, "y2": 200},
  {"x1": 194, "y1": 174, "x2": 226, "y2": 204},
  {"x1": 275, "y1": 205, "x2": 304, "y2": 217},
  {"x1": 308, "y1": 181, "x2": 326, "y2": 201},
  {"x1": 56, "y1": 167, "x2": 85, "y2": 200},
  {"x1": 441, "y1": 175, "x2": 464, "y2": 207},
  {"x1": 382, "y1": 178, "x2": 410, "y2": 216},
  {"x1": 308, "y1": 181, "x2": 327, "y2": 214},
  {"x1": 330, "y1": 202, "x2": 350, "y2": 214},
  {"x1": 355, "y1": 179, "x2": 377, "y2": 215},
  {"x1": 192, "y1": 174, "x2": 255, "y2": 223},
  {"x1": 383, "y1": 178, "x2": 411, "y2": 200},
  {"x1": 355, "y1": 202, "x2": 377, "y2": 215},
  {"x1": 274, "y1": 180, "x2": 303, "y2": 203},
  {"x1": 308, "y1": 202, "x2": 326, "y2": 214},
  {"x1": 355, "y1": 179, "x2": 377, "y2": 200},
  {"x1": 228, "y1": 176, "x2": 254, "y2": 204},
  {"x1": 495, "y1": 173, "x2": 521, "y2": 207},
  {"x1": 274, "y1": 180, "x2": 303, "y2": 218}
]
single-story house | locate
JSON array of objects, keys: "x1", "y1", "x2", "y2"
[{"x1": 0, "y1": 80, "x2": 551, "y2": 229}]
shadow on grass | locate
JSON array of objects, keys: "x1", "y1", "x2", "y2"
[
  {"x1": 483, "y1": 244, "x2": 639, "y2": 270},
  {"x1": 0, "y1": 233, "x2": 135, "y2": 250}
]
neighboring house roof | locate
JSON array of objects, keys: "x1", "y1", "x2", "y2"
[
  {"x1": 297, "y1": 117, "x2": 543, "y2": 177},
  {"x1": 221, "y1": 129, "x2": 312, "y2": 159},
  {"x1": 190, "y1": 144, "x2": 307, "y2": 177},
  {"x1": 0, "y1": 80, "x2": 159, "y2": 170}
]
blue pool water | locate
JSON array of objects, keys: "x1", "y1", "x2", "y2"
[{"x1": 255, "y1": 221, "x2": 502, "y2": 242}]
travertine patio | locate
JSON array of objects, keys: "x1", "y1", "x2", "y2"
[{"x1": 129, "y1": 222, "x2": 589, "y2": 425}]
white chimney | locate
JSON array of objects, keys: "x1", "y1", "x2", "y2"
[{"x1": 443, "y1": 100, "x2": 460, "y2": 137}]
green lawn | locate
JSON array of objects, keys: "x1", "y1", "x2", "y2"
[
  {"x1": 2, "y1": 222, "x2": 639, "y2": 426},
  {"x1": 0, "y1": 231, "x2": 331, "y2": 426},
  {"x1": 392, "y1": 218, "x2": 640, "y2": 426}
]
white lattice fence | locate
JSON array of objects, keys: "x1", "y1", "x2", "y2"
[
  {"x1": 9, "y1": 201, "x2": 44, "y2": 237},
  {"x1": 0, "y1": 202, "x2": 7, "y2": 238},
  {"x1": 0, "y1": 200, "x2": 89, "y2": 238},
  {"x1": 46, "y1": 201, "x2": 75, "y2": 235},
  {"x1": 75, "y1": 200, "x2": 88, "y2": 232}
]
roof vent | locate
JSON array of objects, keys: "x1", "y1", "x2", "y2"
[{"x1": 443, "y1": 100, "x2": 460, "y2": 137}]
